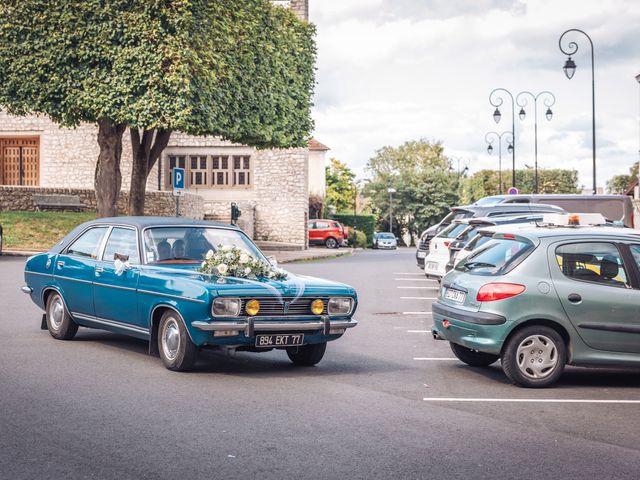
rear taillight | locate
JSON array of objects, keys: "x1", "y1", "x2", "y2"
[
  {"x1": 476, "y1": 283, "x2": 526, "y2": 302},
  {"x1": 444, "y1": 241, "x2": 450, "y2": 247}
]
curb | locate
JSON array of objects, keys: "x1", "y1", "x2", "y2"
[{"x1": 1, "y1": 250, "x2": 42, "y2": 257}]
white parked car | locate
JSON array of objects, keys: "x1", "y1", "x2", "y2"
[
  {"x1": 374, "y1": 232, "x2": 397, "y2": 249},
  {"x1": 423, "y1": 222, "x2": 468, "y2": 280}
]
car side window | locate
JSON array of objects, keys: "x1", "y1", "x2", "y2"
[
  {"x1": 308, "y1": 222, "x2": 316, "y2": 229},
  {"x1": 555, "y1": 242, "x2": 629, "y2": 288},
  {"x1": 102, "y1": 227, "x2": 140, "y2": 264},
  {"x1": 629, "y1": 245, "x2": 640, "y2": 269},
  {"x1": 316, "y1": 221, "x2": 329, "y2": 229},
  {"x1": 66, "y1": 227, "x2": 108, "y2": 259}
]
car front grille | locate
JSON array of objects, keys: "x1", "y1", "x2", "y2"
[{"x1": 240, "y1": 297, "x2": 329, "y2": 317}]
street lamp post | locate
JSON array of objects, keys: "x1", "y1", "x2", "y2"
[
  {"x1": 387, "y1": 188, "x2": 396, "y2": 233},
  {"x1": 485, "y1": 131, "x2": 514, "y2": 195},
  {"x1": 490, "y1": 88, "x2": 517, "y2": 188},
  {"x1": 559, "y1": 28, "x2": 597, "y2": 194},
  {"x1": 516, "y1": 91, "x2": 556, "y2": 193}
]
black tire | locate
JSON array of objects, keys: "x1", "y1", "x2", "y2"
[
  {"x1": 45, "y1": 291, "x2": 78, "y2": 340},
  {"x1": 450, "y1": 342, "x2": 499, "y2": 367},
  {"x1": 158, "y1": 311, "x2": 198, "y2": 371},
  {"x1": 325, "y1": 237, "x2": 338, "y2": 249},
  {"x1": 287, "y1": 342, "x2": 327, "y2": 366},
  {"x1": 501, "y1": 325, "x2": 566, "y2": 388}
]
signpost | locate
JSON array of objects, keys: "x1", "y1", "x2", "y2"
[
  {"x1": 507, "y1": 186, "x2": 519, "y2": 195},
  {"x1": 172, "y1": 167, "x2": 185, "y2": 217}
]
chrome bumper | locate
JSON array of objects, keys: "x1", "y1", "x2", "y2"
[
  {"x1": 192, "y1": 316, "x2": 358, "y2": 336},
  {"x1": 21, "y1": 286, "x2": 33, "y2": 294}
]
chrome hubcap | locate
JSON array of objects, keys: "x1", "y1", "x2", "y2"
[
  {"x1": 516, "y1": 334, "x2": 558, "y2": 379},
  {"x1": 162, "y1": 318, "x2": 180, "y2": 360},
  {"x1": 49, "y1": 296, "x2": 64, "y2": 331}
]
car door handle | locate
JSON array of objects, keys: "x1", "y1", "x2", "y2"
[
  {"x1": 95, "y1": 267, "x2": 104, "y2": 275},
  {"x1": 567, "y1": 293, "x2": 582, "y2": 303},
  {"x1": 56, "y1": 261, "x2": 65, "y2": 268}
]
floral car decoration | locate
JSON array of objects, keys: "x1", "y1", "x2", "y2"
[
  {"x1": 199, "y1": 246, "x2": 288, "y2": 280},
  {"x1": 21, "y1": 217, "x2": 358, "y2": 372}
]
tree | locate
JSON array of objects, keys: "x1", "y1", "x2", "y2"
[
  {"x1": 363, "y1": 139, "x2": 459, "y2": 243},
  {"x1": 0, "y1": 0, "x2": 315, "y2": 216},
  {"x1": 460, "y1": 168, "x2": 579, "y2": 204},
  {"x1": 606, "y1": 162, "x2": 638, "y2": 194},
  {"x1": 325, "y1": 158, "x2": 356, "y2": 213}
]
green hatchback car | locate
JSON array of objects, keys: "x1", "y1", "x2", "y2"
[{"x1": 432, "y1": 221, "x2": 640, "y2": 387}]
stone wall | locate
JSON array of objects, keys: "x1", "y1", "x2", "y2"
[
  {"x1": 0, "y1": 186, "x2": 204, "y2": 219},
  {"x1": 203, "y1": 200, "x2": 256, "y2": 240},
  {"x1": 290, "y1": 0, "x2": 309, "y2": 20},
  {"x1": 633, "y1": 199, "x2": 640, "y2": 228}
]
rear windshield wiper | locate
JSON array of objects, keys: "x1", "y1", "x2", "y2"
[{"x1": 464, "y1": 261, "x2": 496, "y2": 271}]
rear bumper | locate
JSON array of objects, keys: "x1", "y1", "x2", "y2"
[
  {"x1": 192, "y1": 317, "x2": 358, "y2": 336},
  {"x1": 431, "y1": 301, "x2": 508, "y2": 355}
]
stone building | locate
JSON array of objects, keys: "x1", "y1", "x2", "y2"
[{"x1": 0, "y1": 0, "x2": 318, "y2": 248}]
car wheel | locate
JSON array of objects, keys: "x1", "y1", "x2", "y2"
[
  {"x1": 450, "y1": 342, "x2": 499, "y2": 367},
  {"x1": 325, "y1": 237, "x2": 338, "y2": 249},
  {"x1": 158, "y1": 311, "x2": 197, "y2": 371},
  {"x1": 501, "y1": 325, "x2": 566, "y2": 388},
  {"x1": 286, "y1": 342, "x2": 326, "y2": 366},
  {"x1": 46, "y1": 291, "x2": 78, "y2": 340}
]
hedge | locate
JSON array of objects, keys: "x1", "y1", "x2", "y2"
[{"x1": 329, "y1": 213, "x2": 376, "y2": 245}]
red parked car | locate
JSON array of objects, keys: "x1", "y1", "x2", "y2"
[{"x1": 308, "y1": 219, "x2": 346, "y2": 248}]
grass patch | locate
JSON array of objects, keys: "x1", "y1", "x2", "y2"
[{"x1": 0, "y1": 211, "x2": 96, "y2": 251}]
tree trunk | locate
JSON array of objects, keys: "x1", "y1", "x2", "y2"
[
  {"x1": 95, "y1": 119, "x2": 126, "y2": 218},
  {"x1": 128, "y1": 128, "x2": 172, "y2": 216}
]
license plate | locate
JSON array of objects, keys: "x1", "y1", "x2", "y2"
[
  {"x1": 255, "y1": 334, "x2": 304, "y2": 348},
  {"x1": 417, "y1": 251, "x2": 427, "y2": 258},
  {"x1": 444, "y1": 288, "x2": 466, "y2": 303},
  {"x1": 426, "y1": 261, "x2": 438, "y2": 270}
]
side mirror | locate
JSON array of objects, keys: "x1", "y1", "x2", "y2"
[{"x1": 266, "y1": 255, "x2": 278, "y2": 268}]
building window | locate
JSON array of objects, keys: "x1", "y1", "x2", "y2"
[{"x1": 165, "y1": 154, "x2": 252, "y2": 189}]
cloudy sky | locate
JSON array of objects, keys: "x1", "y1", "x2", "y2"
[{"x1": 308, "y1": 0, "x2": 640, "y2": 191}]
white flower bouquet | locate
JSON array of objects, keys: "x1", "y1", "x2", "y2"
[{"x1": 198, "y1": 245, "x2": 288, "y2": 280}]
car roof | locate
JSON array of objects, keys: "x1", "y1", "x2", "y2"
[
  {"x1": 477, "y1": 224, "x2": 640, "y2": 240},
  {"x1": 453, "y1": 203, "x2": 565, "y2": 214}
]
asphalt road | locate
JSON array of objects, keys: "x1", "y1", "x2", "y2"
[{"x1": 2, "y1": 249, "x2": 640, "y2": 479}]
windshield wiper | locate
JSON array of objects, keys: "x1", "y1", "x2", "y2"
[{"x1": 464, "y1": 261, "x2": 496, "y2": 271}]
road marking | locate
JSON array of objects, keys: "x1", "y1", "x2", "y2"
[
  {"x1": 414, "y1": 357, "x2": 457, "y2": 361},
  {"x1": 402, "y1": 312, "x2": 432, "y2": 315},
  {"x1": 397, "y1": 286, "x2": 439, "y2": 290},
  {"x1": 396, "y1": 278, "x2": 437, "y2": 282},
  {"x1": 407, "y1": 330, "x2": 431, "y2": 333},
  {"x1": 422, "y1": 398, "x2": 640, "y2": 404},
  {"x1": 393, "y1": 272, "x2": 425, "y2": 276},
  {"x1": 400, "y1": 296, "x2": 437, "y2": 300}
]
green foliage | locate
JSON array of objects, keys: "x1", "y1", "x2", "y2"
[
  {"x1": 0, "y1": 0, "x2": 316, "y2": 148},
  {"x1": 325, "y1": 159, "x2": 356, "y2": 213},
  {"x1": 354, "y1": 230, "x2": 368, "y2": 249},
  {"x1": 363, "y1": 139, "x2": 460, "y2": 241},
  {"x1": 329, "y1": 213, "x2": 376, "y2": 245},
  {"x1": 606, "y1": 162, "x2": 638, "y2": 194},
  {"x1": 460, "y1": 168, "x2": 580, "y2": 204}
]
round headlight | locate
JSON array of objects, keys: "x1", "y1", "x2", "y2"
[
  {"x1": 328, "y1": 297, "x2": 353, "y2": 315},
  {"x1": 245, "y1": 299, "x2": 260, "y2": 316},
  {"x1": 212, "y1": 297, "x2": 241, "y2": 317},
  {"x1": 310, "y1": 299, "x2": 325, "y2": 315}
]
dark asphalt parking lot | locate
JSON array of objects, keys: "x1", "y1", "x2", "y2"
[{"x1": 2, "y1": 250, "x2": 640, "y2": 479}]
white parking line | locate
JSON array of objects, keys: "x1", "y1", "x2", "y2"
[
  {"x1": 407, "y1": 330, "x2": 431, "y2": 333},
  {"x1": 400, "y1": 297, "x2": 437, "y2": 300},
  {"x1": 397, "y1": 286, "x2": 439, "y2": 290},
  {"x1": 414, "y1": 357, "x2": 457, "y2": 361},
  {"x1": 393, "y1": 272, "x2": 426, "y2": 276},
  {"x1": 422, "y1": 398, "x2": 640, "y2": 404},
  {"x1": 396, "y1": 278, "x2": 437, "y2": 282},
  {"x1": 402, "y1": 312, "x2": 432, "y2": 315}
]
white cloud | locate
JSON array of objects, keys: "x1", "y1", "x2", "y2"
[{"x1": 309, "y1": 0, "x2": 640, "y2": 190}]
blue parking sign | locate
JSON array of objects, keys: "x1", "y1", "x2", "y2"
[{"x1": 173, "y1": 167, "x2": 185, "y2": 191}]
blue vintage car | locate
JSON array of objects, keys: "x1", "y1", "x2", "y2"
[{"x1": 22, "y1": 217, "x2": 358, "y2": 371}]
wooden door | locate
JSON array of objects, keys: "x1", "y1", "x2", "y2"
[{"x1": 0, "y1": 137, "x2": 40, "y2": 186}]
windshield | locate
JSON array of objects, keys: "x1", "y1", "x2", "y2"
[
  {"x1": 438, "y1": 223, "x2": 468, "y2": 239},
  {"x1": 464, "y1": 233, "x2": 492, "y2": 251},
  {"x1": 142, "y1": 226, "x2": 265, "y2": 264},
  {"x1": 473, "y1": 196, "x2": 504, "y2": 206},
  {"x1": 456, "y1": 237, "x2": 533, "y2": 275},
  {"x1": 379, "y1": 233, "x2": 395, "y2": 239}
]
